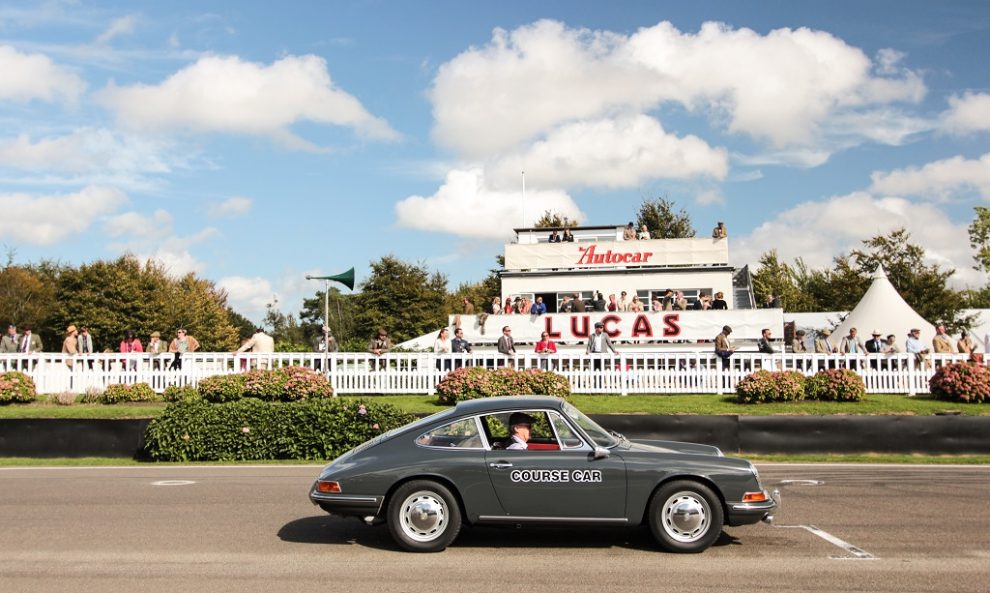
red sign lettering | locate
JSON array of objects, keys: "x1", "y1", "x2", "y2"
[
  {"x1": 662, "y1": 314, "x2": 681, "y2": 337},
  {"x1": 602, "y1": 314, "x2": 621, "y2": 338},
  {"x1": 570, "y1": 316, "x2": 590, "y2": 338},
  {"x1": 576, "y1": 245, "x2": 654, "y2": 266},
  {"x1": 544, "y1": 317, "x2": 562, "y2": 339},
  {"x1": 631, "y1": 315, "x2": 653, "y2": 338}
]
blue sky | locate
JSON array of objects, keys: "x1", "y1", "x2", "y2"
[{"x1": 1, "y1": 0, "x2": 988, "y2": 322}]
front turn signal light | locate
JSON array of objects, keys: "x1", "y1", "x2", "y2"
[
  {"x1": 742, "y1": 491, "x2": 769, "y2": 503},
  {"x1": 317, "y1": 480, "x2": 341, "y2": 493}
]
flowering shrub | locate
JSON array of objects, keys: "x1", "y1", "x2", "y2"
[
  {"x1": 163, "y1": 385, "x2": 201, "y2": 403},
  {"x1": 103, "y1": 382, "x2": 157, "y2": 404},
  {"x1": 242, "y1": 369, "x2": 287, "y2": 400},
  {"x1": 198, "y1": 374, "x2": 246, "y2": 403},
  {"x1": 805, "y1": 369, "x2": 865, "y2": 402},
  {"x1": 929, "y1": 362, "x2": 990, "y2": 403},
  {"x1": 144, "y1": 398, "x2": 415, "y2": 461},
  {"x1": 278, "y1": 366, "x2": 333, "y2": 400},
  {"x1": 735, "y1": 370, "x2": 805, "y2": 404},
  {"x1": 0, "y1": 371, "x2": 36, "y2": 404},
  {"x1": 436, "y1": 367, "x2": 571, "y2": 404}
]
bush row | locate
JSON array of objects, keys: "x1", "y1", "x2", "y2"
[
  {"x1": 0, "y1": 371, "x2": 36, "y2": 404},
  {"x1": 144, "y1": 398, "x2": 416, "y2": 461},
  {"x1": 435, "y1": 367, "x2": 571, "y2": 404},
  {"x1": 736, "y1": 369, "x2": 866, "y2": 403},
  {"x1": 197, "y1": 366, "x2": 332, "y2": 402}
]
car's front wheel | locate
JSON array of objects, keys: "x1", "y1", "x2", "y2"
[
  {"x1": 387, "y1": 480, "x2": 462, "y2": 552},
  {"x1": 647, "y1": 480, "x2": 724, "y2": 553}
]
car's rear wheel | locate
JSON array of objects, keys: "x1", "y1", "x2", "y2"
[
  {"x1": 647, "y1": 480, "x2": 723, "y2": 553},
  {"x1": 387, "y1": 480, "x2": 462, "y2": 552}
]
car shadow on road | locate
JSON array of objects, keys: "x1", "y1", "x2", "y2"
[{"x1": 279, "y1": 514, "x2": 740, "y2": 552}]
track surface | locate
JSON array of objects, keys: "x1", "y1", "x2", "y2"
[{"x1": 1, "y1": 464, "x2": 987, "y2": 593}]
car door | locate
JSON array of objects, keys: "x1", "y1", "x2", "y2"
[{"x1": 483, "y1": 411, "x2": 626, "y2": 519}]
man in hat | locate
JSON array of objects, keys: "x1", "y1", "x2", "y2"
[
  {"x1": 506, "y1": 412, "x2": 536, "y2": 450},
  {"x1": 586, "y1": 321, "x2": 618, "y2": 373},
  {"x1": 814, "y1": 329, "x2": 834, "y2": 354},
  {"x1": 906, "y1": 328, "x2": 931, "y2": 369},
  {"x1": 791, "y1": 330, "x2": 808, "y2": 353},
  {"x1": 712, "y1": 221, "x2": 727, "y2": 239},
  {"x1": 19, "y1": 325, "x2": 42, "y2": 353},
  {"x1": 865, "y1": 330, "x2": 884, "y2": 369}
]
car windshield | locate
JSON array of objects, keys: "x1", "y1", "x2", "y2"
[{"x1": 562, "y1": 402, "x2": 617, "y2": 448}]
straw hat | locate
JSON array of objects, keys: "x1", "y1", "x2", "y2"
[{"x1": 66, "y1": 325, "x2": 77, "y2": 334}]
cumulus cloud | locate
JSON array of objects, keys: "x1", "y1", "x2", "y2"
[
  {"x1": 489, "y1": 114, "x2": 727, "y2": 188},
  {"x1": 869, "y1": 152, "x2": 990, "y2": 200},
  {"x1": 207, "y1": 196, "x2": 252, "y2": 218},
  {"x1": 96, "y1": 15, "x2": 138, "y2": 45},
  {"x1": 217, "y1": 276, "x2": 276, "y2": 315},
  {"x1": 103, "y1": 210, "x2": 218, "y2": 276},
  {"x1": 939, "y1": 92, "x2": 990, "y2": 135},
  {"x1": 731, "y1": 192, "x2": 983, "y2": 288},
  {"x1": 0, "y1": 45, "x2": 86, "y2": 104},
  {"x1": 0, "y1": 128, "x2": 173, "y2": 174},
  {"x1": 103, "y1": 209, "x2": 173, "y2": 240},
  {"x1": 430, "y1": 20, "x2": 925, "y2": 157},
  {"x1": 395, "y1": 168, "x2": 584, "y2": 239},
  {"x1": 0, "y1": 186, "x2": 127, "y2": 245},
  {"x1": 97, "y1": 54, "x2": 398, "y2": 146}
]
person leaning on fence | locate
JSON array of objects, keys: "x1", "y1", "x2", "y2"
[
  {"x1": 62, "y1": 325, "x2": 79, "y2": 368},
  {"x1": 586, "y1": 322, "x2": 617, "y2": 371},
  {"x1": 434, "y1": 327, "x2": 452, "y2": 371},
  {"x1": 368, "y1": 328, "x2": 391, "y2": 371},
  {"x1": 168, "y1": 329, "x2": 200, "y2": 370},
  {"x1": 932, "y1": 325, "x2": 954, "y2": 354},
  {"x1": 714, "y1": 325, "x2": 734, "y2": 370},
  {"x1": 905, "y1": 328, "x2": 931, "y2": 369},
  {"x1": 497, "y1": 326, "x2": 516, "y2": 367}
]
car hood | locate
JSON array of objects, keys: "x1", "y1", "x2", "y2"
[{"x1": 625, "y1": 439, "x2": 723, "y2": 457}]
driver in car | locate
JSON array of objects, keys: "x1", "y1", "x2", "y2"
[{"x1": 506, "y1": 412, "x2": 536, "y2": 450}]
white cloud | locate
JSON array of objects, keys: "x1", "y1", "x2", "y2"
[
  {"x1": 939, "y1": 92, "x2": 990, "y2": 135},
  {"x1": 96, "y1": 14, "x2": 138, "y2": 45},
  {"x1": 207, "y1": 196, "x2": 252, "y2": 218},
  {"x1": 695, "y1": 189, "x2": 724, "y2": 206},
  {"x1": 0, "y1": 44, "x2": 86, "y2": 104},
  {"x1": 103, "y1": 210, "x2": 218, "y2": 276},
  {"x1": 0, "y1": 128, "x2": 173, "y2": 174},
  {"x1": 0, "y1": 186, "x2": 127, "y2": 245},
  {"x1": 430, "y1": 20, "x2": 925, "y2": 157},
  {"x1": 731, "y1": 192, "x2": 983, "y2": 288},
  {"x1": 103, "y1": 209, "x2": 173, "y2": 240},
  {"x1": 217, "y1": 276, "x2": 276, "y2": 316},
  {"x1": 869, "y1": 153, "x2": 990, "y2": 200},
  {"x1": 489, "y1": 114, "x2": 727, "y2": 188},
  {"x1": 97, "y1": 54, "x2": 399, "y2": 146},
  {"x1": 395, "y1": 168, "x2": 584, "y2": 239}
]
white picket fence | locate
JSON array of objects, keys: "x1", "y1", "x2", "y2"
[{"x1": 0, "y1": 351, "x2": 972, "y2": 396}]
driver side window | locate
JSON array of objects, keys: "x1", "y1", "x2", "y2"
[{"x1": 482, "y1": 411, "x2": 560, "y2": 451}]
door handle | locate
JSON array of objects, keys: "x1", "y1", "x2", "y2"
[{"x1": 489, "y1": 462, "x2": 513, "y2": 470}]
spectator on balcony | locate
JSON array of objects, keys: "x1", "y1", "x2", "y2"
[
  {"x1": 562, "y1": 229, "x2": 574, "y2": 242},
  {"x1": 638, "y1": 224, "x2": 651, "y2": 240},
  {"x1": 548, "y1": 230, "x2": 561, "y2": 243},
  {"x1": 712, "y1": 221, "x2": 727, "y2": 239},
  {"x1": 619, "y1": 291, "x2": 631, "y2": 311},
  {"x1": 623, "y1": 222, "x2": 637, "y2": 241},
  {"x1": 607, "y1": 293, "x2": 618, "y2": 311},
  {"x1": 711, "y1": 292, "x2": 728, "y2": 310},
  {"x1": 651, "y1": 296, "x2": 663, "y2": 311},
  {"x1": 168, "y1": 328, "x2": 199, "y2": 370},
  {"x1": 673, "y1": 290, "x2": 689, "y2": 311},
  {"x1": 503, "y1": 297, "x2": 514, "y2": 315},
  {"x1": 757, "y1": 328, "x2": 775, "y2": 354},
  {"x1": 462, "y1": 297, "x2": 475, "y2": 315},
  {"x1": 572, "y1": 293, "x2": 586, "y2": 312},
  {"x1": 692, "y1": 293, "x2": 712, "y2": 310},
  {"x1": 559, "y1": 294, "x2": 574, "y2": 313},
  {"x1": 932, "y1": 325, "x2": 954, "y2": 353},
  {"x1": 661, "y1": 289, "x2": 675, "y2": 310},
  {"x1": 629, "y1": 296, "x2": 644, "y2": 312},
  {"x1": 592, "y1": 292, "x2": 607, "y2": 312},
  {"x1": 490, "y1": 297, "x2": 502, "y2": 315},
  {"x1": 529, "y1": 296, "x2": 546, "y2": 315}
]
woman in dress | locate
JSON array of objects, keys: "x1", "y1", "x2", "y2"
[
  {"x1": 629, "y1": 296, "x2": 644, "y2": 312},
  {"x1": 607, "y1": 293, "x2": 618, "y2": 311},
  {"x1": 491, "y1": 297, "x2": 502, "y2": 315},
  {"x1": 434, "y1": 327, "x2": 452, "y2": 371}
]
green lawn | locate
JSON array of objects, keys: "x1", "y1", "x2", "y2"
[{"x1": 1, "y1": 393, "x2": 985, "y2": 419}]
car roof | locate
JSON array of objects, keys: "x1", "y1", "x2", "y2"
[{"x1": 452, "y1": 395, "x2": 567, "y2": 415}]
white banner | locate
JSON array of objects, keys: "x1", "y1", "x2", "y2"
[{"x1": 450, "y1": 310, "x2": 784, "y2": 344}]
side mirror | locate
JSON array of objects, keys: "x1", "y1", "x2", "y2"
[{"x1": 593, "y1": 447, "x2": 610, "y2": 460}]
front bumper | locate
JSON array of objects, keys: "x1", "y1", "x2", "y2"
[{"x1": 726, "y1": 489, "x2": 779, "y2": 526}]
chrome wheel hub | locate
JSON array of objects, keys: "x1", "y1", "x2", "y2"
[
  {"x1": 399, "y1": 491, "x2": 447, "y2": 542},
  {"x1": 661, "y1": 491, "x2": 710, "y2": 542}
]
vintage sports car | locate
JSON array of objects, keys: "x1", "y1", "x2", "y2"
[{"x1": 309, "y1": 396, "x2": 777, "y2": 553}]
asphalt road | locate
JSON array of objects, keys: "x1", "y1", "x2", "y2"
[{"x1": 1, "y1": 464, "x2": 988, "y2": 593}]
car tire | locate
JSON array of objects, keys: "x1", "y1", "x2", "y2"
[
  {"x1": 647, "y1": 480, "x2": 724, "y2": 553},
  {"x1": 387, "y1": 480, "x2": 462, "y2": 552}
]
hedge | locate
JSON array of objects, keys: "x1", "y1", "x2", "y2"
[
  {"x1": 103, "y1": 382, "x2": 158, "y2": 404},
  {"x1": 198, "y1": 366, "x2": 332, "y2": 403},
  {"x1": 930, "y1": 362, "x2": 990, "y2": 403},
  {"x1": 435, "y1": 367, "x2": 571, "y2": 404},
  {"x1": 144, "y1": 398, "x2": 416, "y2": 461},
  {"x1": 736, "y1": 370, "x2": 805, "y2": 404},
  {"x1": 805, "y1": 369, "x2": 865, "y2": 402}
]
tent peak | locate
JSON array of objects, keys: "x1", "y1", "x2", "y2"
[{"x1": 872, "y1": 264, "x2": 888, "y2": 280}]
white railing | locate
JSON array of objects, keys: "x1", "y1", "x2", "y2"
[{"x1": 0, "y1": 351, "x2": 973, "y2": 396}]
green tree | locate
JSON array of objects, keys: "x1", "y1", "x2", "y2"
[
  {"x1": 0, "y1": 260, "x2": 59, "y2": 345},
  {"x1": 226, "y1": 307, "x2": 257, "y2": 342},
  {"x1": 533, "y1": 210, "x2": 578, "y2": 228},
  {"x1": 751, "y1": 251, "x2": 820, "y2": 312},
  {"x1": 353, "y1": 256, "x2": 448, "y2": 345},
  {"x1": 968, "y1": 206, "x2": 990, "y2": 273},
  {"x1": 299, "y1": 287, "x2": 358, "y2": 349},
  {"x1": 636, "y1": 197, "x2": 695, "y2": 239},
  {"x1": 263, "y1": 298, "x2": 309, "y2": 351}
]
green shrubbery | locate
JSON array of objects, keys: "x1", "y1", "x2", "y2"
[
  {"x1": 929, "y1": 362, "x2": 990, "y2": 403},
  {"x1": 103, "y1": 382, "x2": 158, "y2": 404},
  {"x1": 144, "y1": 398, "x2": 416, "y2": 461},
  {"x1": 0, "y1": 371, "x2": 36, "y2": 404},
  {"x1": 805, "y1": 369, "x2": 866, "y2": 402},
  {"x1": 736, "y1": 368, "x2": 865, "y2": 404},
  {"x1": 197, "y1": 374, "x2": 246, "y2": 403},
  {"x1": 163, "y1": 385, "x2": 200, "y2": 403},
  {"x1": 198, "y1": 367, "x2": 332, "y2": 403},
  {"x1": 435, "y1": 367, "x2": 571, "y2": 404}
]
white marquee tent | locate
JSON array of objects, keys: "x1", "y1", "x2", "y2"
[{"x1": 830, "y1": 265, "x2": 936, "y2": 347}]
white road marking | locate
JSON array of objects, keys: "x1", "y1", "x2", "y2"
[
  {"x1": 775, "y1": 524, "x2": 876, "y2": 560},
  {"x1": 151, "y1": 480, "x2": 196, "y2": 486}
]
